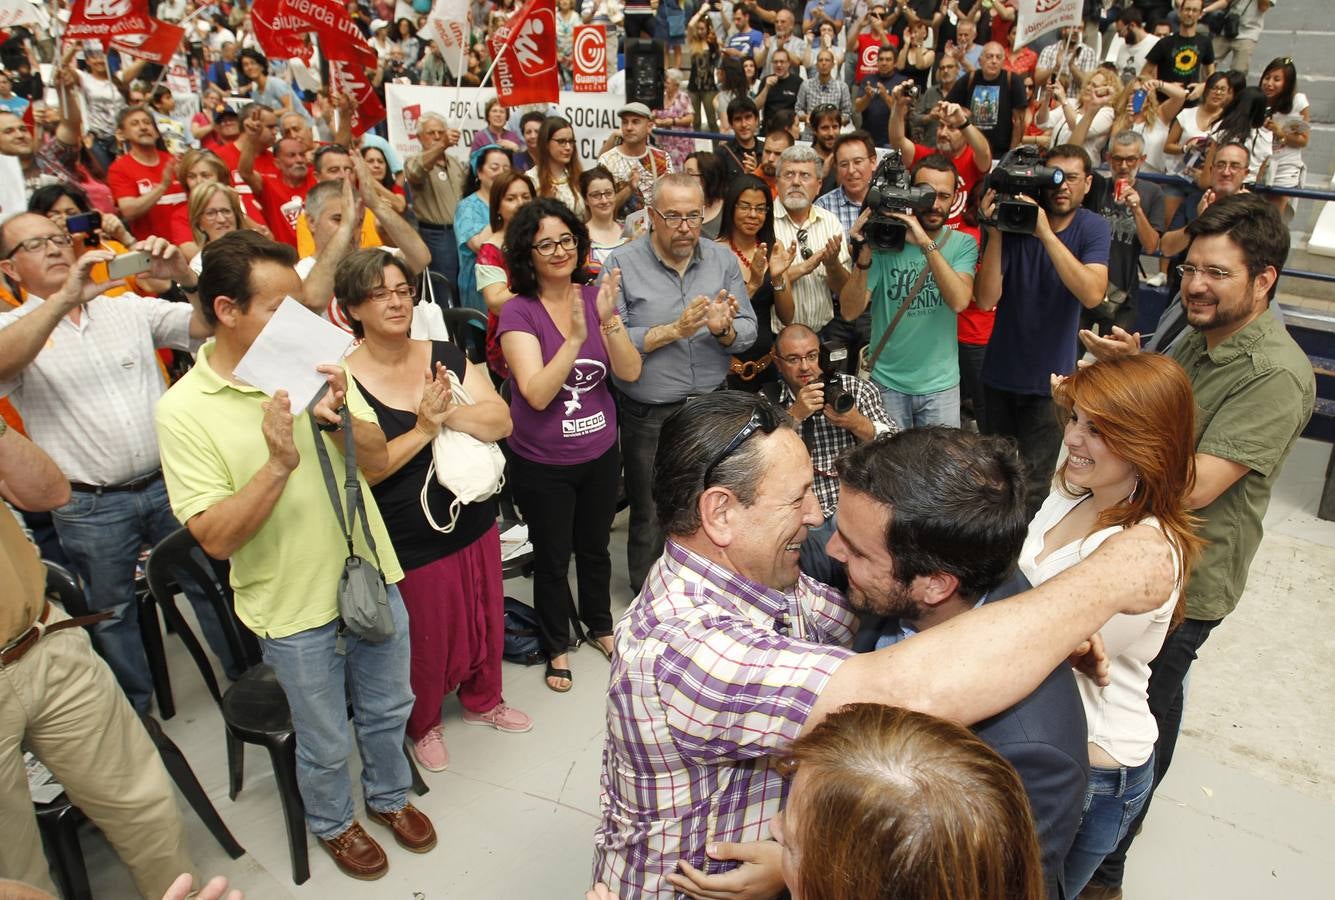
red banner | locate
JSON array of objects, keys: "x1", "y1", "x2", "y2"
[
  {"x1": 111, "y1": 18, "x2": 185, "y2": 65},
  {"x1": 329, "y1": 59, "x2": 385, "y2": 137},
  {"x1": 488, "y1": 0, "x2": 559, "y2": 107},
  {"x1": 66, "y1": 0, "x2": 153, "y2": 45},
  {"x1": 571, "y1": 24, "x2": 606, "y2": 93},
  {"x1": 280, "y1": 0, "x2": 377, "y2": 68},
  {"x1": 250, "y1": 0, "x2": 312, "y2": 63}
]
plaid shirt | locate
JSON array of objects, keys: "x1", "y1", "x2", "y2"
[
  {"x1": 1036, "y1": 40, "x2": 1098, "y2": 77},
  {"x1": 592, "y1": 541, "x2": 857, "y2": 898},
  {"x1": 814, "y1": 185, "x2": 862, "y2": 233},
  {"x1": 777, "y1": 374, "x2": 898, "y2": 517}
]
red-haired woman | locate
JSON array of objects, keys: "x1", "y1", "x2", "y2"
[{"x1": 1021, "y1": 354, "x2": 1204, "y2": 897}]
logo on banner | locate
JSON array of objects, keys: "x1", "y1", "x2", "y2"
[
  {"x1": 573, "y1": 25, "x2": 607, "y2": 92},
  {"x1": 1035, "y1": 0, "x2": 1061, "y2": 11},
  {"x1": 82, "y1": 0, "x2": 130, "y2": 17},
  {"x1": 489, "y1": 0, "x2": 559, "y2": 106},
  {"x1": 510, "y1": 7, "x2": 555, "y2": 77},
  {"x1": 401, "y1": 103, "x2": 422, "y2": 140}
]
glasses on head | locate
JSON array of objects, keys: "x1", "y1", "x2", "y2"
[
  {"x1": 586, "y1": 189, "x2": 615, "y2": 202},
  {"x1": 5, "y1": 233, "x2": 73, "y2": 258},
  {"x1": 368, "y1": 285, "x2": 417, "y2": 302},
  {"x1": 702, "y1": 403, "x2": 782, "y2": 487},
  {"x1": 534, "y1": 233, "x2": 578, "y2": 256},
  {"x1": 779, "y1": 351, "x2": 820, "y2": 366},
  {"x1": 550, "y1": 136, "x2": 575, "y2": 146},
  {"x1": 652, "y1": 208, "x2": 705, "y2": 228},
  {"x1": 796, "y1": 228, "x2": 813, "y2": 260},
  {"x1": 1176, "y1": 264, "x2": 1236, "y2": 282}
]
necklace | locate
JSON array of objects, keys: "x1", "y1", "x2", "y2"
[{"x1": 729, "y1": 240, "x2": 756, "y2": 269}]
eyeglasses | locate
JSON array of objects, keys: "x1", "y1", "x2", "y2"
[
  {"x1": 779, "y1": 351, "x2": 820, "y2": 366},
  {"x1": 200, "y1": 207, "x2": 236, "y2": 220},
  {"x1": 1176, "y1": 264, "x2": 1236, "y2": 282},
  {"x1": 836, "y1": 155, "x2": 870, "y2": 170},
  {"x1": 652, "y1": 208, "x2": 705, "y2": 228},
  {"x1": 1213, "y1": 160, "x2": 1245, "y2": 172},
  {"x1": 550, "y1": 136, "x2": 575, "y2": 146},
  {"x1": 736, "y1": 201, "x2": 768, "y2": 215},
  {"x1": 534, "y1": 233, "x2": 578, "y2": 256},
  {"x1": 5, "y1": 233, "x2": 73, "y2": 258},
  {"x1": 796, "y1": 228, "x2": 813, "y2": 260},
  {"x1": 368, "y1": 285, "x2": 417, "y2": 302},
  {"x1": 586, "y1": 189, "x2": 615, "y2": 202},
  {"x1": 1108, "y1": 155, "x2": 1141, "y2": 166},
  {"x1": 702, "y1": 403, "x2": 781, "y2": 487}
]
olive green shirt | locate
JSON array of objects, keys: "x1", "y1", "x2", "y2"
[
  {"x1": 1171, "y1": 312, "x2": 1315, "y2": 621},
  {"x1": 404, "y1": 152, "x2": 465, "y2": 226}
]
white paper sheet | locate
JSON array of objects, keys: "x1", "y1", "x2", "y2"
[{"x1": 233, "y1": 297, "x2": 355, "y2": 410}]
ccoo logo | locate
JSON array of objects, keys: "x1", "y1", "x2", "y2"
[
  {"x1": 860, "y1": 42, "x2": 879, "y2": 71},
  {"x1": 575, "y1": 26, "x2": 605, "y2": 75},
  {"x1": 511, "y1": 7, "x2": 557, "y2": 78}
]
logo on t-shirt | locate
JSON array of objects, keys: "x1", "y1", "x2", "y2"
[
  {"x1": 136, "y1": 178, "x2": 153, "y2": 196},
  {"x1": 561, "y1": 357, "x2": 608, "y2": 420},
  {"x1": 1172, "y1": 45, "x2": 1200, "y2": 78}
]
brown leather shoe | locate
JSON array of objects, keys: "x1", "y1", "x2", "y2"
[
  {"x1": 318, "y1": 822, "x2": 388, "y2": 880},
  {"x1": 367, "y1": 803, "x2": 437, "y2": 853}
]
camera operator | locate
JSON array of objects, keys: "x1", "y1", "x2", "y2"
[
  {"x1": 840, "y1": 154, "x2": 979, "y2": 428},
  {"x1": 890, "y1": 88, "x2": 993, "y2": 226},
  {"x1": 976, "y1": 143, "x2": 1110, "y2": 518},
  {"x1": 763, "y1": 323, "x2": 896, "y2": 587}
]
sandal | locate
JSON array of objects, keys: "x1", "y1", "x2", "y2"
[
  {"x1": 544, "y1": 660, "x2": 573, "y2": 693},
  {"x1": 589, "y1": 634, "x2": 614, "y2": 662}
]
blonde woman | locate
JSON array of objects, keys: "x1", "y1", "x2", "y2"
[{"x1": 1039, "y1": 68, "x2": 1120, "y2": 162}]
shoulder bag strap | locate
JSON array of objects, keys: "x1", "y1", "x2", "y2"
[
  {"x1": 309, "y1": 403, "x2": 381, "y2": 566},
  {"x1": 864, "y1": 231, "x2": 951, "y2": 374}
]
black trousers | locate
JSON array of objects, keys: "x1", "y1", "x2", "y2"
[
  {"x1": 979, "y1": 384, "x2": 1063, "y2": 520},
  {"x1": 509, "y1": 443, "x2": 621, "y2": 657}
]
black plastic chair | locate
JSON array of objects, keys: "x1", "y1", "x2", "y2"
[
  {"x1": 34, "y1": 564, "x2": 245, "y2": 897},
  {"x1": 442, "y1": 306, "x2": 489, "y2": 367},
  {"x1": 144, "y1": 529, "x2": 428, "y2": 885},
  {"x1": 421, "y1": 270, "x2": 461, "y2": 310}
]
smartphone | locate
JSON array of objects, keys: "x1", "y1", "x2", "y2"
[
  {"x1": 1130, "y1": 88, "x2": 1147, "y2": 115},
  {"x1": 107, "y1": 251, "x2": 152, "y2": 280},
  {"x1": 66, "y1": 211, "x2": 102, "y2": 235}
]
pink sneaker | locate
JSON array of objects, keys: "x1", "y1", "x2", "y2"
[
  {"x1": 461, "y1": 702, "x2": 534, "y2": 734},
  {"x1": 411, "y1": 726, "x2": 450, "y2": 772}
]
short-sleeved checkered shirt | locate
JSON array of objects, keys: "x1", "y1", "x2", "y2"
[{"x1": 592, "y1": 540, "x2": 856, "y2": 898}]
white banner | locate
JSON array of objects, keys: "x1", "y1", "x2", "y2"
[
  {"x1": 0, "y1": 0, "x2": 42, "y2": 27},
  {"x1": 426, "y1": 0, "x2": 470, "y2": 75},
  {"x1": 1012, "y1": 0, "x2": 1082, "y2": 49},
  {"x1": 386, "y1": 83, "x2": 626, "y2": 168}
]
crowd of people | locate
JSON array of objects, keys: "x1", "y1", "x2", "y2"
[{"x1": 0, "y1": 0, "x2": 1322, "y2": 898}]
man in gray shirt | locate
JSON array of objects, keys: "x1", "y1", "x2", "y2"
[{"x1": 605, "y1": 173, "x2": 757, "y2": 593}]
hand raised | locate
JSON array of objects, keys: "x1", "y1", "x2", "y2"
[
  {"x1": 262, "y1": 390, "x2": 300, "y2": 473},
  {"x1": 595, "y1": 268, "x2": 622, "y2": 324},
  {"x1": 569, "y1": 289, "x2": 589, "y2": 343}
]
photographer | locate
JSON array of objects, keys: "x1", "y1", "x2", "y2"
[
  {"x1": 840, "y1": 153, "x2": 979, "y2": 428},
  {"x1": 890, "y1": 86, "x2": 993, "y2": 224},
  {"x1": 975, "y1": 143, "x2": 1110, "y2": 518},
  {"x1": 763, "y1": 323, "x2": 896, "y2": 587}
]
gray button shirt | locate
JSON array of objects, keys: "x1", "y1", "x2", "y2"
[{"x1": 605, "y1": 235, "x2": 757, "y2": 404}]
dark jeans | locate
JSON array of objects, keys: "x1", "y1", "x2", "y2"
[
  {"x1": 419, "y1": 222, "x2": 459, "y2": 290},
  {"x1": 618, "y1": 396, "x2": 681, "y2": 594},
  {"x1": 979, "y1": 385, "x2": 1063, "y2": 520},
  {"x1": 1090, "y1": 616, "x2": 1223, "y2": 888},
  {"x1": 957, "y1": 341, "x2": 988, "y2": 423},
  {"x1": 508, "y1": 443, "x2": 620, "y2": 657}
]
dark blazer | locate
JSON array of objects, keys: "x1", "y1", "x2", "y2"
[{"x1": 854, "y1": 570, "x2": 1090, "y2": 900}]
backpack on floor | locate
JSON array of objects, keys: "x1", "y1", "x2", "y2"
[{"x1": 503, "y1": 596, "x2": 544, "y2": 666}]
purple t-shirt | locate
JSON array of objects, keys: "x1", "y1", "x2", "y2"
[{"x1": 496, "y1": 284, "x2": 619, "y2": 466}]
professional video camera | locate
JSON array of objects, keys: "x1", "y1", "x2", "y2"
[
  {"x1": 983, "y1": 146, "x2": 1066, "y2": 235},
  {"x1": 818, "y1": 342, "x2": 855, "y2": 414},
  {"x1": 862, "y1": 150, "x2": 936, "y2": 251}
]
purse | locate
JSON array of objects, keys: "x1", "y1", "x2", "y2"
[
  {"x1": 409, "y1": 268, "x2": 450, "y2": 341},
  {"x1": 310, "y1": 404, "x2": 395, "y2": 644},
  {"x1": 420, "y1": 368, "x2": 506, "y2": 533}
]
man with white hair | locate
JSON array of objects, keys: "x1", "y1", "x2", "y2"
[
  {"x1": 771, "y1": 145, "x2": 850, "y2": 333},
  {"x1": 404, "y1": 112, "x2": 467, "y2": 285}
]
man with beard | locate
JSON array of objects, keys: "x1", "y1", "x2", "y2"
[
  {"x1": 106, "y1": 107, "x2": 187, "y2": 242},
  {"x1": 717, "y1": 97, "x2": 765, "y2": 181},
  {"x1": 770, "y1": 145, "x2": 849, "y2": 333},
  {"x1": 839, "y1": 154, "x2": 978, "y2": 428},
  {"x1": 1076, "y1": 193, "x2": 1314, "y2": 900},
  {"x1": 806, "y1": 105, "x2": 842, "y2": 194},
  {"x1": 946, "y1": 41, "x2": 1027, "y2": 158},
  {"x1": 756, "y1": 122, "x2": 793, "y2": 192},
  {"x1": 891, "y1": 92, "x2": 992, "y2": 227},
  {"x1": 593, "y1": 391, "x2": 1176, "y2": 899},
  {"x1": 852, "y1": 42, "x2": 903, "y2": 148},
  {"x1": 911, "y1": 53, "x2": 961, "y2": 145},
  {"x1": 975, "y1": 144, "x2": 1109, "y2": 518}
]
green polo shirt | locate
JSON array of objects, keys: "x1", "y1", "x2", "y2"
[
  {"x1": 1171, "y1": 312, "x2": 1315, "y2": 622},
  {"x1": 155, "y1": 341, "x2": 402, "y2": 639}
]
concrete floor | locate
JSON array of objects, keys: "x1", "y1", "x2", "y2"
[{"x1": 65, "y1": 439, "x2": 1335, "y2": 899}]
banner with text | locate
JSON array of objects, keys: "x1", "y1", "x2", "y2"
[
  {"x1": 426, "y1": 0, "x2": 470, "y2": 75},
  {"x1": 487, "y1": 0, "x2": 559, "y2": 107},
  {"x1": 572, "y1": 25, "x2": 607, "y2": 92},
  {"x1": 0, "y1": 0, "x2": 41, "y2": 28},
  {"x1": 65, "y1": 0, "x2": 153, "y2": 45},
  {"x1": 1012, "y1": 0, "x2": 1081, "y2": 49},
  {"x1": 386, "y1": 83, "x2": 624, "y2": 166}
]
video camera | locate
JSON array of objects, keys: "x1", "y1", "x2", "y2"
[
  {"x1": 862, "y1": 150, "x2": 936, "y2": 251},
  {"x1": 818, "y1": 342, "x2": 855, "y2": 414},
  {"x1": 983, "y1": 146, "x2": 1066, "y2": 234}
]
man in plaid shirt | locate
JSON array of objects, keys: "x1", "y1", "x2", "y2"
[{"x1": 591, "y1": 392, "x2": 1179, "y2": 898}]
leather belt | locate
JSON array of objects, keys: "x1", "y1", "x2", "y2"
[
  {"x1": 417, "y1": 221, "x2": 453, "y2": 231},
  {"x1": 730, "y1": 351, "x2": 774, "y2": 381},
  {"x1": 0, "y1": 603, "x2": 113, "y2": 668},
  {"x1": 69, "y1": 470, "x2": 162, "y2": 494}
]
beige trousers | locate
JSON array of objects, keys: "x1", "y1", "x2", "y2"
[{"x1": 0, "y1": 609, "x2": 194, "y2": 898}]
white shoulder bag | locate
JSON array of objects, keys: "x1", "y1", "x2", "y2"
[
  {"x1": 420, "y1": 369, "x2": 506, "y2": 533},
  {"x1": 409, "y1": 268, "x2": 450, "y2": 341}
]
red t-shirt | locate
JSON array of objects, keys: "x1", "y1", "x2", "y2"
[
  {"x1": 256, "y1": 171, "x2": 316, "y2": 248},
  {"x1": 952, "y1": 222, "x2": 995, "y2": 345},
  {"x1": 214, "y1": 140, "x2": 279, "y2": 222},
  {"x1": 106, "y1": 151, "x2": 187, "y2": 241},
  {"x1": 912, "y1": 142, "x2": 984, "y2": 229}
]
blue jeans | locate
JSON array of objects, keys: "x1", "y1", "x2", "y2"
[
  {"x1": 877, "y1": 383, "x2": 961, "y2": 429},
  {"x1": 260, "y1": 586, "x2": 414, "y2": 839},
  {"x1": 798, "y1": 513, "x2": 845, "y2": 592},
  {"x1": 1063, "y1": 754, "x2": 1155, "y2": 897},
  {"x1": 419, "y1": 223, "x2": 458, "y2": 289},
  {"x1": 51, "y1": 477, "x2": 242, "y2": 714}
]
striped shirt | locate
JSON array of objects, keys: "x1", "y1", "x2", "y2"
[
  {"x1": 592, "y1": 540, "x2": 856, "y2": 898},
  {"x1": 772, "y1": 202, "x2": 849, "y2": 332}
]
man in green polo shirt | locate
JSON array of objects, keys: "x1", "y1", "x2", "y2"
[
  {"x1": 155, "y1": 231, "x2": 437, "y2": 882},
  {"x1": 1078, "y1": 193, "x2": 1315, "y2": 898}
]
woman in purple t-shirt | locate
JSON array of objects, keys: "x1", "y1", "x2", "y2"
[{"x1": 497, "y1": 198, "x2": 642, "y2": 693}]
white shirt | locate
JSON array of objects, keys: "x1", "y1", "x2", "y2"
[
  {"x1": 0, "y1": 293, "x2": 198, "y2": 485},
  {"x1": 771, "y1": 202, "x2": 849, "y2": 332},
  {"x1": 1019, "y1": 489, "x2": 1180, "y2": 768},
  {"x1": 1115, "y1": 33, "x2": 1159, "y2": 77}
]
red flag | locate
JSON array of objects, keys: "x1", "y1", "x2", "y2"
[
  {"x1": 329, "y1": 59, "x2": 384, "y2": 137},
  {"x1": 571, "y1": 24, "x2": 606, "y2": 93},
  {"x1": 250, "y1": 0, "x2": 312, "y2": 63},
  {"x1": 111, "y1": 18, "x2": 186, "y2": 65},
  {"x1": 279, "y1": 0, "x2": 376, "y2": 68},
  {"x1": 66, "y1": 0, "x2": 153, "y2": 45},
  {"x1": 488, "y1": 0, "x2": 559, "y2": 107}
]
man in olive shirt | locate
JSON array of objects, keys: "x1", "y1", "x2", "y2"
[
  {"x1": 404, "y1": 113, "x2": 466, "y2": 286},
  {"x1": 0, "y1": 425, "x2": 195, "y2": 898},
  {"x1": 1078, "y1": 194, "x2": 1315, "y2": 899}
]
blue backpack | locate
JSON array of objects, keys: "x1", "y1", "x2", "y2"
[{"x1": 503, "y1": 597, "x2": 544, "y2": 666}]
